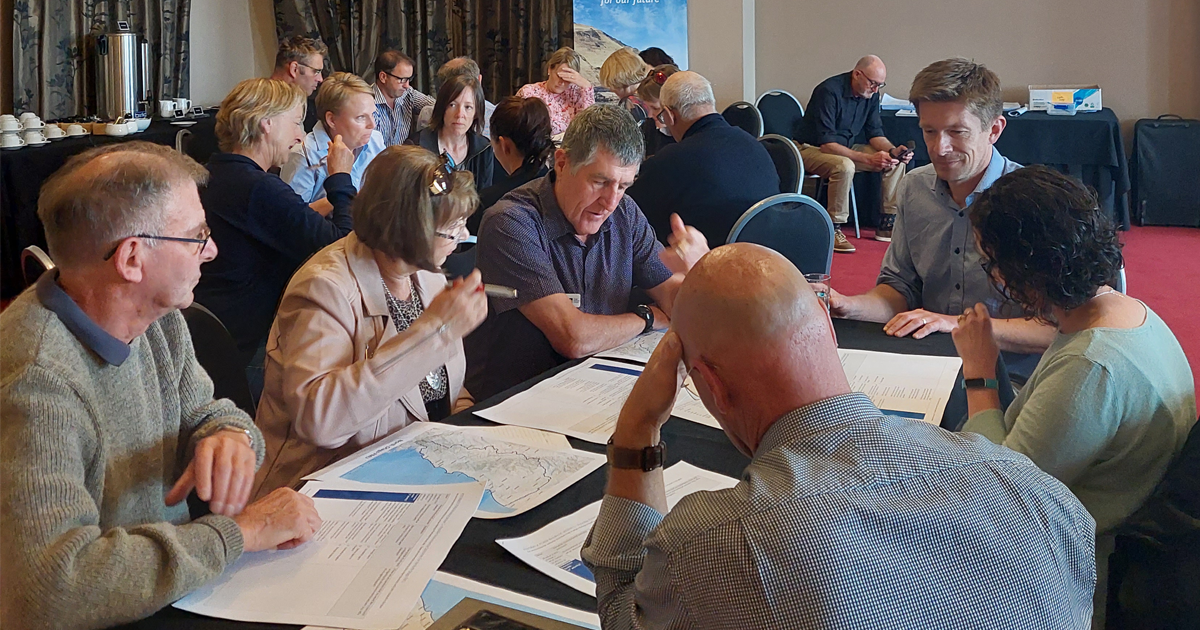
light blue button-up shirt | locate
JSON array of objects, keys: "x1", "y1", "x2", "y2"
[{"x1": 280, "y1": 121, "x2": 386, "y2": 203}]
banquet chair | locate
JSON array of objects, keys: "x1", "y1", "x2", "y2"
[
  {"x1": 727, "y1": 193, "x2": 833, "y2": 275},
  {"x1": 21, "y1": 245, "x2": 55, "y2": 286},
  {"x1": 175, "y1": 129, "x2": 192, "y2": 154},
  {"x1": 756, "y1": 90, "x2": 804, "y2": 138},
  {"x1": 793, "y1": 102, "x2": 862, "y2": 238},
  {"x1": 182, "y1": 303, "x2": 256, "y2": 417},
  {"x1": 1115, "y1": 266, "x2": 1127, "y2": 294},
  {"x1": 721, "y1": 101, "x2": 763, "y2": 138},
  {"x1": 758, "y1": 134, "x2": 805, "y2": 194}
]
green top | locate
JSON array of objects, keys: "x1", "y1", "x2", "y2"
[
  {"x1": 964, "y1": 305, "x2": 1196, "y2": 534},
  {"x1": 0, "y1": 281, "x2": 264, "y2": 630}
]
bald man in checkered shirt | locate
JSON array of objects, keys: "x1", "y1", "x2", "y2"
[{"x1": 582, "y1": 243, "x2": 1097, "y2": 629}]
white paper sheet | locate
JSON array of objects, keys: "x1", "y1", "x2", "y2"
[
  {"x1": 460, "y1": 425, "x2": 573, "y2": 451},
  {"x1": 474, "y1": 358, "x2": 720, "y2": 443},
  {"x1": 594, "y1": 331, "x2": 665, "y2": 364},
  {"x1": 497, "y1": 462, "x2": 739, "y2": 596},
  {"x1": 838, "y1": 348, "x2": 962, "y2": 425},
  {"x1": 306, "y1": 423, "x2": 604, "y2": 518},
  {"x1": 881, "y1": 93, "x2": 915, "y2": 110},
  {"x1": 303, "y1": 571, "x2": 600, "y2": 630},
  {"x1": 173, "y1": 480, "x2": 483, "y2": 630}
]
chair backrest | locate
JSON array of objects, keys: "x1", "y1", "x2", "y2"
[
  {"x1": 182, "y1": 303, "x2": 256, "y2": 416},
  {"x1": 756, "y1": 90, "x2": 804, "y2": 138},
  {"x1": 1115, "y1": 265, "x2": 1127, "y2": 294},
  {"x1": 726, "y1": 193, "x2": 834, "y2": 274},
  {"x1": 758, "y1": 134, "x2": 805, "y2": 194},
  {"x1": 721, "y1": 101, "x2": 763, "y2": 138},
  {"x1": 21, "y1": 245, "x2": 55, "y2": 286}
]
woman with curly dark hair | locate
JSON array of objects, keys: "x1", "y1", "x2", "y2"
[{"x1": 951, "y1": 165, "x2": 1196, "y2": 612}]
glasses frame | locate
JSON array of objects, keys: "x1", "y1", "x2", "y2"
[
  {"x1": 297, "y1": 61, "x2": 329, "y2": 78},
  {"x1": 435, "y1": 219, "x2": 468, "y2": 243},
  {"x1": 855, "y1": 69, "x2": 886, "y2": 90},
  {"x1": 103, "y1": 229, "x2": 211, "y2": 261},
  {"x1": 383, "y1": 70, "x2": 413, "y2": 85}
]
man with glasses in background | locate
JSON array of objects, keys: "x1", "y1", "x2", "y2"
[
  {"x1": 371, "y1": 50, "x2": 436, "y2": 145},
  {"x1": 269, "y1": 36, "x2": 329, "y2": 131},
  {"x1": 0, "y1": 142, "x2": 322, "y2": 629},
  {"x1": 796, "y1": 55, "x2": 913, "y2": 251}
]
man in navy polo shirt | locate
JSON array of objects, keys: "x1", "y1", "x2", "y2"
[{"x1": 466, "y1": 104, "x2": 708, "y2": 400}]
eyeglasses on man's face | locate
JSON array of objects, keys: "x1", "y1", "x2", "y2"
[
  {"x1": 103, "y1": 226, "x2": 211, "y2": 261},
  {"x1": 384, "y1": 70, "x2": 413, "y2": 85},
  {"x1": 856, "y1": 70, "x2": 886, "y2": 91},
  {"x1": 297, "y1": 61, "x2": 329, "y2": 78}
]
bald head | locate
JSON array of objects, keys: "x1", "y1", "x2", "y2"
[
  {"x1": 855, "y1": 55, "x2": 884, "y2": 73},
  {"x1": 851, "y1": 55, "x2": 887, "y2": 99},
  {"x1": 661, "y1": 71, "x2": 717, "y2": 121}
]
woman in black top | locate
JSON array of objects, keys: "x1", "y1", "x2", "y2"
[
  {"x1": 474, "y1": 96, "x2": 554, "y2": 233},
  {"x1": 409, "y1": 74, "x2": 493, "y2": 193}
]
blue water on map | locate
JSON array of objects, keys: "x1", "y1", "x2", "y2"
[{"x1": 340, "y1": 448, "x2": 515, "y2": 514}]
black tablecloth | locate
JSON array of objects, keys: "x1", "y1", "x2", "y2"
[
  {"x1": 861, "y1": 108, "x2": 1130, "y2": 229},
  {"x1": 0, "y1": 114, "x2": 220, "y2": 300},
  {"x1": 114, "y1": 319, "x2": 967, "y2": 629}
]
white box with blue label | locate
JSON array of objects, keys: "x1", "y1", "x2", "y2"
[{"x1": 1028, "y1": 85, "x2": 1102, "y2": 113}]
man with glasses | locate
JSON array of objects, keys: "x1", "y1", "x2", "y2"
[
  {"x1": 269, "y1": 36, "x2": 329, "y2": 131},
  {"x1": 0, "y1": 142, "x2": 322, "y2": 629},
  {"x1": 371, "y1": 50, "x2": 435, "y2": 145},
  {"x1": 796, "y1": 55, "x2": 913, "y2": 251}
]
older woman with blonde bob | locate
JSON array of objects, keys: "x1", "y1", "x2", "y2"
[
  {"x1": 196, "y1": 78, "x2": 356, "y2": 376},
  {"x1": 253, "y1": 146, "x2": 488, "y2": 497},
  {"x1": 600, "y1": 47, "x2": 649, "y2": 122},
  {"x1": 516, "y1": 46, "x2": 594, "y2": 136}
]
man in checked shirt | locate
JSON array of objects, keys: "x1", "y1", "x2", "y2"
[{"x1": 582, "y1": 243, "x2": 1097, "y2": 629}]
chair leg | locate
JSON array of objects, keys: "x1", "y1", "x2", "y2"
[{"x1": 849, "y1": 187, "x2": 861, "y2": 239}]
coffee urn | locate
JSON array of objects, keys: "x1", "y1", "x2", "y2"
[{"x1": 92, "y1": 24, "x2": 151, "y2": 120}]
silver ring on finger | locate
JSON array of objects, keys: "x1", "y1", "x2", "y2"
[{"x1": 921, "y1": 318, "x2": 927, "y2": 325}]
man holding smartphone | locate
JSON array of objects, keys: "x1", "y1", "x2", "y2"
[{"x1": 796, "y1": 55, "x2": 913, "y2": 249}]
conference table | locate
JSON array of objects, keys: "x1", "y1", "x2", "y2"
[
  {"x1": 0, "y1": 113, "x2": 221, "y2": 300},
  {"x1": 114, "y1": 318, "x2": 970, "y2": 630}
]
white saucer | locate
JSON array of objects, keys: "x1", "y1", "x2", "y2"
[
  {"x1": 47, "y1": 136, "x2": 66, "y2": 141},
  {"x1": 170, "y1": 120, "x2": 198, "y2": 127},
  {"x1": 1, "y1": 145, "x2": 24, "y2": 150},
  {"x1": 26, "y1": 139, "x2": 50, "y2": 146}
]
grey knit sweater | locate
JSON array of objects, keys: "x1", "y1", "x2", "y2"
[{"x1": 0, "y1": 284, "x2": 265, "y2": 630}]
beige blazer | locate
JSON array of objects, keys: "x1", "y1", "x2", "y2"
[{"x1": 253, "y1": 232, "x2": 467, "y2": 498}]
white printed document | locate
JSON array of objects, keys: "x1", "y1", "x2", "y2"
[
  {"x1": 304, "y1": 571, "x2": 600, "y2": 630},
  {"x1": 497, "y1": 462, "x2": 739, "y2": 596},
  {"x1": 474, "y1": 358, "x2": 720, "y2": 443},
  {"x1": 595, "y1": 331, "x2": 665, "y2": 364},
  {"x1": 307, "y1": 422, "x2": 604, "y2": 518},
  {"x1": 173, "y1": 480, "x2": 482, "y2": 630},
  {"x1": 838, "y1": 348, "x2": 962, "y2": 425}
]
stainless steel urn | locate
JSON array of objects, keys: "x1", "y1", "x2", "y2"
[{"x1": 93, "y1": 29, "x2": 151, "y2": 120}]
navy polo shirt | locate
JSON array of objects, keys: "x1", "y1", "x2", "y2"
[
  {"x1": 465, "y1": 172, "x2": 673, "y2": 400},
  {"x1": 795, "y1": 72, "x2": 885, "y2": 148}
]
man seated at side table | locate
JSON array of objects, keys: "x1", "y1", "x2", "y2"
[
  {"x1": 627, "y1": 71, "x2": 780, "y2": 249},
  {"x1": 796, "y1": 55, "x2": 912, "y2": 251},
  {"x1": 0, "y1": 143, "x2": 321, "y2": 629},
  {"x1": 466, "y1": 104, "x2": 709, "y2": 401},
  {"x1": 582, "y1": 243, "x2": 1098, "y2": 629},
  {"x1": 828, "y1": 58, "x2": 1055, "y2": 354}
]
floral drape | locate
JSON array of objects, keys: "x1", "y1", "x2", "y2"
[
  {"x1": 13, "y1": 0, "x2": 191, "y2": 119},
  {"x1": 275, "y1": 0, "x2": 572, "y2": 105}
]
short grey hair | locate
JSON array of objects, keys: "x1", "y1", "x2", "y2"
[
  {"x1": 660, "y1": 71, "x2": 715, "y2": 120},
  {"x1": 560, "y1": 104, "x2": 644, "y2": 172},
  {"x1": 37, "y1": 142, "x2": 208, "y2": 267},
  {"x1": 436, "y1": 56, "x2": 481, "y2": 87}
]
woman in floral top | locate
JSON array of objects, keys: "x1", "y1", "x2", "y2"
[{"x1": 517, "y1": 47, "x2": 595, "y2": 136}]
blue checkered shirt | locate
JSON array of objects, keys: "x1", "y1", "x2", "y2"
[
  {"x1": 372, "y1": 83, "x2": 435, "y2": 146},
  {"x1": 582, "y1": 393, "x2": 1097, "y2": 629}
]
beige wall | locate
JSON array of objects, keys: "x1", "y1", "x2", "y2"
[
  {"x1": 189, "y1": 0, "x2": 276, "y2": 107},
  {"x1": 688, "y1": 0, "x2": 756, "y2": 109},
  {"x1": 753, "y1": 0, "x2": 1199, "y2": 134}
]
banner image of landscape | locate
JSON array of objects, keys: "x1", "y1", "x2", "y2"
[{"x1": 574, "y1": 0, "x2": 688, "y2": 86}]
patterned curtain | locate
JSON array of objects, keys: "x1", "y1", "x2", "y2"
[
  {"x1": 274, "y1": 0, "x2": 572, "y2": 105},
  {"x1": 12, "y1": 0, "x2": 191, "y2": 119}
]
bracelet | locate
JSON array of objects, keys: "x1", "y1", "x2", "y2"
[
  {"x1": 962, "y1": 378, "x2": 999, "y2": 391},
  {"x1": 218, "y1": 426, "x2": 255, "y2": 450}
]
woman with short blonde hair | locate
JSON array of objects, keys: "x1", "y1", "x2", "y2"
[
  {"x1": 282, "y1": 71, "x2": 386, "y2": 203},
  {"x1": 254, "y1": 145, "x2": 488, "y2": 496},
  {"x1": 516, "y1": 46, "x2": 595, "y2": 136},
  {"x1": 196, "y1": 78, "x2": 357, "y2": 384},
  {"x1": 600, "y1": 47, "x2": 650, "y2": 122}
]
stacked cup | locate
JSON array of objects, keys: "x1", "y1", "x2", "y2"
[
  {"x1": 18, "y1": 113, "x2": 48, "y2": 147},
  {"x1": 1, "y1": 114, "x2": 25, "y2": 150}
]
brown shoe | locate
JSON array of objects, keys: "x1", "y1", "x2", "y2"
[{"x1": 834, "y1": 229, "x2": 856, "y2": 253}]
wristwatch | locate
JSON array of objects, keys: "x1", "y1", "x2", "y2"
[
  {"x1": 633, "y1": 304, "x2": 655, "y2": 335},
  {"x1": 607, "y1": 437, "x2": 666, "y2": 471},
  {"x1": 962, "y1": 378, "x2": 1000, "y2": 390}
]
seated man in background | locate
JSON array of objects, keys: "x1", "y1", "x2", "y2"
[
  {"x1": 627, "y1": 71, "x2": 780, "y2": 249},
  {"x1": 269, "y1": 35, "x2": 328, "y2": 131},
  {"x1": 1, "y1": 143, "x2": 321, "y2": 630},
  {"x1": 417, "y1": 56, "x2": 498, "y2": 140},
  {"x1": 582, "y1": 243, "x2": 1097, "y2": 629},
  {"x1": 828, "y1": 58, "x2": 1054, "y2": 355},
  {"x1": 795, "y1": 55, "x2": 912, "y2": 251},
  {"x1": 466, "y1": 104, "x2": 708, "y2": 401},
  {"x1": 371, "y1": 49, "x2": 435, "y2": 145}
]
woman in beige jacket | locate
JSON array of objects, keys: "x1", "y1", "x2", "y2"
[{"x1": 253, "y1": 146, "x2": 488, "y2": 497}]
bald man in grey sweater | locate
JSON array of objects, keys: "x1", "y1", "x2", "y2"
[{"x1": 1, "y1": 143, "x2": 322, "y2": 630}]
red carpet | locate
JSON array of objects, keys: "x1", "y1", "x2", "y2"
[{"x1": 831, "y1": 226, "x2": 1200, "y2": 388}]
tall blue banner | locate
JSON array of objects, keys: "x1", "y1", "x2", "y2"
[{"x1": 574, "y1": 0, "x2": 688, "y2": 85}]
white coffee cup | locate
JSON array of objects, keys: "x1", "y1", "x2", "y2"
[
  {"x1": 1, "y1": 134, "x2": 26, "y2": 148},
  {"x1": 19, "y1": 112, "x2": 38, "y2": 121},
  {"x1": 0, "y1": 119, "x2": 20, "y2": 132},
  {"x1": 105, "y1": 123, "x2": 127, "y2": 136},
  {"x1": 22, "y1": 129, "x2": 46, "y2": 144},
  {"x1": 45, "y1": 125, "x2": 66, "y2": 139},
  {"x1": 174, "y1": 98, "x2": 191, "y2": 111},
  {"x1": 67, "y1": 124, "x2": 86, "y2": 136},
  {"x1": 21, "y1": 118, "x2": 44, "y2": 129},
  {"x1": 125, "y1": 120, "x2": 139, "y2": 134}
]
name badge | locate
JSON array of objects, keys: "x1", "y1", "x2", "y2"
[{"x1": 565, "y1": 293, "x2": 581, "y2": 308}]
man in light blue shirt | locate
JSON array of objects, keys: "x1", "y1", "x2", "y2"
[
  {"x1": 828, "y1": 58, "x2": 1054, "y2": 355},
  {"x1": 282, "y1": 72, "x2": 386, "y2": 204}
]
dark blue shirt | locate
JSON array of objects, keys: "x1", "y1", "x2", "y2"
[
  {"x1": 465, "y1": 172, "x2": 674, "y2": 400},
  {"x1": 195, "y1": 153, "x2": 355, "y2": 357},
  {"x1": 627, "y1": 113, "x2": 781, "y2": 248},
  {"x1": 795, "y1": 72, "x2": 885, "y2": 148}
]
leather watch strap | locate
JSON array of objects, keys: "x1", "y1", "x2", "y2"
[{"x1": 606, "y1": 438, "x2": 666, "y2": 471}]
